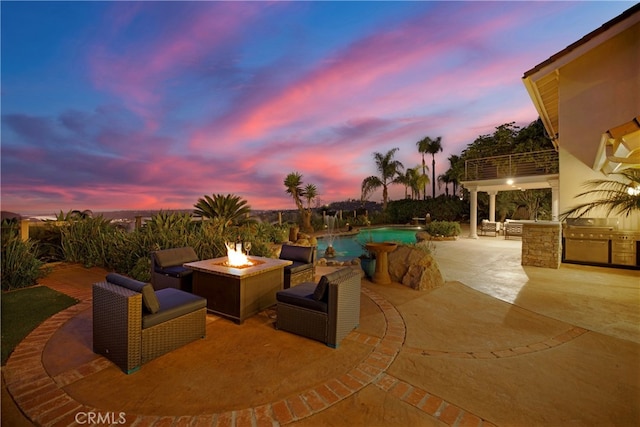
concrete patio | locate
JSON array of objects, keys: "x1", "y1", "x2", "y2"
[{"x1": 2, "y1": 232, "x2": 639, "y2": 426}]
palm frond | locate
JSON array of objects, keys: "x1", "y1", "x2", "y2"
[{"x1": 561, "y1": 171, "x2": 640, "y2": 219}]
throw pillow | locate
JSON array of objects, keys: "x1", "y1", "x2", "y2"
[
  {"x1": 313, "y1": 275, "x2": 329, "y2": 301},
  {"x1": 140, "y1": 284, "x2": 160, "y2": 314}
]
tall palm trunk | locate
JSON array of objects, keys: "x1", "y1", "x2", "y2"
[
  {"x1": 422, "y1": 155, "x2": 427, "y2": 200},
  {"x1": 432, "y1": 155, "x2": 436, "y2": 198}
]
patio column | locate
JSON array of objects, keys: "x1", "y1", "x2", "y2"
[
  {"x1": 488, "y1": 191, "x2": 497, "y2": 222},
  {"x1": 468, "y1": 186, "x2": 478, "y2": 239},
  {"x1": 549, "y1": 178, "x2": 559, "y2": 221}
]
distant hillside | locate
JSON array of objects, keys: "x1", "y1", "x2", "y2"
[{"x1": 1, "y1": 211, "x2": 22, "y2": 221}]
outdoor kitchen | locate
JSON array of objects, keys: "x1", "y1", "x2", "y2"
[{"x1": 563, "y1": 218, "x2": 640, "y2": 269}]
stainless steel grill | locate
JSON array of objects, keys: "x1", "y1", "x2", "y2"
[{"x1": 563, "y1": 218, "x2": 639, "y2": 267}]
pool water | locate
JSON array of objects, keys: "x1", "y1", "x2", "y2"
[{"x1": 316, "y1": 227, "x2": 422, "y2": 260}]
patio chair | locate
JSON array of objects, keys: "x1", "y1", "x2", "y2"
[
  {"x1": 150, "y1": 247, "x2": 199, "y2": 291},
  {"x1": 93, "y1": 273, "x2": 206, "y2": 374},
  {"x1": 275, "y1": 267, "x2": 360, "y2": 348},
  {"x1": 479, "y1": 220, "x2": 499, "y2": 236},
  {"x1": 279, "y1": 244, "x2": 316, "y2": 289}
]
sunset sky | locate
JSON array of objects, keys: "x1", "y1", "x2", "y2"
[{"x1": 1, "y1": 1, "x2": 635, "y2": 215}]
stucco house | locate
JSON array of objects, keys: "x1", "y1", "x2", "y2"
[
  {"x1": 522, "y1": 3, "x2": 639, "y2": 231},
  {"x1": 463, "y1": 4, "x2": 639, "y2": 241}
]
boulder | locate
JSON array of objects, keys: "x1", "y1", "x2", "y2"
[{"x1": 388, "y1": 244, "x2": 445, "y2": 291}]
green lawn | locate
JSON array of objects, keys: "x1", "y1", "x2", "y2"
[{"x1": 1, "y1": 286, "x2": 78, "y2": 365}]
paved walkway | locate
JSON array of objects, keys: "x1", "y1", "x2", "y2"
[{"x1": 2, "y1": 235, "x2": 639, "y2": 426}]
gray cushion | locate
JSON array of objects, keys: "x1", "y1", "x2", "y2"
[
  {"x1": 106, "y1": 273, "x2": 160, "y2": 314},
  {"x1": 312, "y1": 268, "x2": 357, "y2": 302},
  {"x1": 279, "y1": 245, "x2": 314, "y2": 264},
  {"x1": 155, "y1": 265, "x2": 193, "y2": 278},
  {"x1": 153, "y1": 247, "x2": 198, "y2": 268},
  {"x1": 142, "y1": 288, "x2": 207, "y2": 329},
  {"x1": 313, "y1": 275, "x2": 330, "y2": 301},
  {"x1": 276, "y1": 282, "x2": 328, "y2": 313}
]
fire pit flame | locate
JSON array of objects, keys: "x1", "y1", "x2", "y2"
[{"x1": 225, "y1": 242, "x2": 254, "y2": 268}]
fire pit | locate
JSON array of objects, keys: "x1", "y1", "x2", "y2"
[
  {"x1": 184, "y1": 255, "x2": 292, "y2": 323},
  {"x1": 214, "y1": 259, "x2": 265, "y2": 269}
]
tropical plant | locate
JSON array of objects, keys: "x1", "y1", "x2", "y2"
[
  {"x1": 361, "y1": 148, "x2": 404, "y2": 210},
  {"x1": 417, "y1": 136, "x2": 443, "y2": 198},
  {"x1": 415, "y1": 136, "x2": 431, "y2": 199},
  {"x1": 514, "y1": 189, "x2": 552, "y2": 220},
  {"x1": 1, "y1": 235, "x2": 47, "y2": 290},
  {"x1": 54, "y1": 209, "x2": 93, "y2": 221},
  {"x1": 445, "y1": 154, "x2": 464, "y2": 196},
  {"x1": 304, "y1": 183, "x2": 318, "y2": 209},
  {"x1": 1, "y1": 218, "x2": 20, "y2": 241},
  {"x1": 194, "y1": 194, "x2": 253, "y2": 229},
  {"x1": 437, "y1": 172, "x2": 452, "y2": 197},
  {"x1": 60, "y1": 215, "x2": 117, "y2": 268},
  {"x1": 561, "y1": 171, "x2": 640, "y2": 218},
  {"x1": 145, "y1": 211, "x2": 194, "y2": 232},
  {"x1": 284, "y1": 172, "x2": 315, "y2": 232},
  {"x1": 398, "y1": 166, "x2": 427, "y2": 199}
]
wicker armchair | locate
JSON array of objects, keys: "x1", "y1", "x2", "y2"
[
  {"x1": 275, "y1": 267, "x2": 361, "y2": 348},
  {"x1": 150, "y1": 247, "x2": 199, "y2": 291},
  {"x1": 93, "y1": 273, "x2": 206, "y2": 374},
  {"x1": 279, "y1": 244, "x2": 316, "y2": 289}
]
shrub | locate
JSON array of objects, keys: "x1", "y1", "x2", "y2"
[
  {"x1": 53, "y1": 212, "x2": 288, "y2": 279},
  {"x1": 386, "y1": 197, "x2": 468, "y2": 223},
  {"x1": 424, "y1": 221, "x2": 461, "y2": 237},
  {"x1": 1, "y1": 236, "x2": 47, "y2": 290},
  {"x1": 29, "y1": 222, "x2": 65, "y2": 263}
]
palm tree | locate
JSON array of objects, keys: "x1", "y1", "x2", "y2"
[
  {"x1": 416, "y1": 136, "x2": 443, "y2": 198},
  {"x1": 361, "y1": 148, "x2": 404, "y2": 210},
  {"x1": 561, "y1": 171, "x2": 640, "y2": 219},
  {"x1": 425, "y1": 136, "x2": 443, "y2": 198},
  {"x1": 194, "y1": 193, "x2": 252, "y2": 228},
  {"x1": 304, "y1": 184, "x2": 318, "y2": 209},
  {"x1": 284, "y1": 172, "x2": 314, "y2": 232},
  {"x1": 398, "y1": 167, "x2": 422, "y2": 199},
  {"x1": 437, "y1": 172, "x2": 452, "y2": 196},
  {"x1": 446, "y1": 154, "x2": 463, "y2": 197},
  {"x1": 415, "y1": 137, "x2": 431, "y2": 200}
]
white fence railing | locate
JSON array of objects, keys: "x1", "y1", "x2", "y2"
[{"x1": 464, "y1": 149, "x2": 558, "y2": 181}]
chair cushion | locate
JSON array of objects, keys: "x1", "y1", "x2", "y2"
[
  {"x1": 313, "y1": 275, "x2": 330, "y2": 301},
  {"x1": 153, "y1": 247, "x2": 199, "y2": 268},
  {"x1": 106, "y1": 273, "x2": 160, "y2": 314},
  {"x1": 276, "y1": 282, "x2": 328, "y2": 313},
  {"x1": 284, "y1": 261, "x2": 313, "y2": 275},
  {"x1": 279, "y1": 245, "x2": 314, "y2": 264},
  {"x1": 155, "y1": 265, "x2": 193, "y2": 278},
  {"x1": 142, "y1": 288, "x2": 207, "y2": 329}
]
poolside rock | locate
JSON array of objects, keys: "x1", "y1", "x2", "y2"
[{"x1": 388, "y1": 244, "x2": 444, "y2": 291}]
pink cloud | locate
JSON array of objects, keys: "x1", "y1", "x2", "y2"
[
  {"x1": 88, "y1": 3, "x2": 262, "y2": 131},
  {"x1": 191, "y1": 3, "x2": 543, "y2": 160}
]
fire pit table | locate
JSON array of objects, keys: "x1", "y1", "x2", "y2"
[{"x1": 184, "y1": 256, "x2": 292, "y2": 324}]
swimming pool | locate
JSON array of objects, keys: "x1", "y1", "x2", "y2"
[{"x1": 316, "y1": 226, "x2": 422, "y2": 260}]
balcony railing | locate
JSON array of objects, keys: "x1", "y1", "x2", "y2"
[{"x1": 464, "y1": 149, "x2": 558, "y2": 181}]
